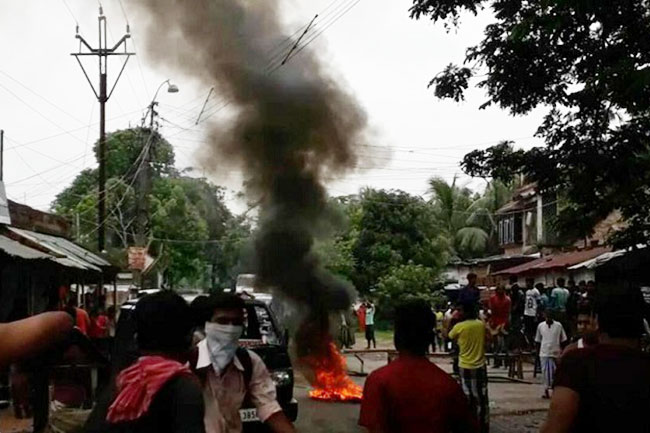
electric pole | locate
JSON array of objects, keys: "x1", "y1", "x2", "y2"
[
  {"x1": 134, "y1": 80, "x2": 178, "y2": 289},
  {"x1": 71, "y1": 7, "x2": 134, "y2": 252}
]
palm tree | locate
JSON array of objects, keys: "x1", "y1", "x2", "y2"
[
  {"x1": 429, "y1": 177, "x2": 515, "y2": 259},
  {"x1": 428, "y1": 176, "x2": 489, "y2": 259}
]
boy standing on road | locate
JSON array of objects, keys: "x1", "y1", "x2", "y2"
[
  {"x1": 365, "y1": 301, "x2": 377, "y2": 349},
  {"x1": 523, "y1": 278, "x2": 541, "y2": 341},
  {"x1": 535, "y1": 310, "x2": 567, "y2": 399},
  {"x1": 449, "y1": 302, "x2": 489, "y2": 433},
  {"x1": 360, "y1": 300, "x2": 477, "y2": 433}
]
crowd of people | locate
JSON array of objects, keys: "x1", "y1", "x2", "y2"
[
  {"x1": 2, "y1": 275, "x2": 650, "y2": 433},
  {"x1": 1, "y1": 290, "x2": 296, "y2": 433},
  {"x1": 361, "y1": 272, "x2": 649, "y2": 433}
]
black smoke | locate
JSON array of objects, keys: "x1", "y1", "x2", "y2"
[{"x1": 132, "y1": 0, "x2": 368, "y2": 357}]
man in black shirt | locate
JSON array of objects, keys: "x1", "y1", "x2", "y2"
[
  {"x1": 508, "y1": 276, "x2": 525, "y2": 332},
  {"x1": 542, "y1": 288, "x2": 650, "y2": 433},
  {"x1": 84, "y1": 292, "x2": 205, "y2": 433}
]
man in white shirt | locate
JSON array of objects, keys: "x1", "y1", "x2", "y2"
[
  {"x1": 365, "y1": 301, "x2": 377, "y2": 349},
  {"x1": 193, "y1": 294, "x2": 296, "y2": 433},
  {"x1": 524, "y1": 278, "x2": 541, "y2": 343},
  {"x1": 535, "y1": 310, "x2": 567, "y2": 399}
]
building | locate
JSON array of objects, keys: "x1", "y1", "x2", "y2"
[
  {"x1": 496, "y1": 183, "x2": 560, "y2": 255},
  {"x1": 0, "y1": 197, "x2": 118, "y2": 321}
]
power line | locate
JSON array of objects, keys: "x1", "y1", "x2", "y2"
[
  {"x1": 60, "y1": 0, "x2": 78, "y2": 27},
  {"x1": 0, "y1": 83, "x2": 88, "y2": 146},
  {"x1": 0, "y1": 70, "x2": 86, "y2": 125},
  {"x1": 284, "y1": 0, "x2": 363, "y2": 65}
]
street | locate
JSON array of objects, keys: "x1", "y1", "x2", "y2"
[
  {"x1": 292, "y1": 338, "x2": 550, "y2": 433},
  {"x1": 294, "y1": 374, "x2": 547, "y2": 433}
]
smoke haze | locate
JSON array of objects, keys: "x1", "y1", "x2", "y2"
[{"x1": 131, "y1": 0, "x2": 368, "y2": 357}]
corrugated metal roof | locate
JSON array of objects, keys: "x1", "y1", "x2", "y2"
[
  {"x1": 0, "y1": 234, "x2": 53, "y2": 260},
  {"x1": 7, "y1": 227, "x2": 103, "y2": 272},
  {"x1": 568, "y1": 250, "x2": 627, "y2": 270},
  {"x1": 494, "y1": 247, "x2": 611, "y2": 275}
]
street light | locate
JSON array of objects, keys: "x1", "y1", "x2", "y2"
[
  {"x1": 148, "y1": 80, "x2": 179, "y2": 128},
  {"x1": 135, "y1": 79, "x2": 180, "y2": 290}
]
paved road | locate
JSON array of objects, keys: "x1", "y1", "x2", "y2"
[{"x1": 294, "y1": 377, "x2": 547, "y2": 433}]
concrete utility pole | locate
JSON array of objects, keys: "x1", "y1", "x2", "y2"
[
  {"x1": 134, "y1": 80, "x2": 178, "y2": 289},
  {"x1": 71, "y1": 7, "x2": 134, "y2": 252}
]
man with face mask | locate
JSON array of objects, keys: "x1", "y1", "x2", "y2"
[{"x1": 193, "y1": 293, "x2": 296, "y2": 433}]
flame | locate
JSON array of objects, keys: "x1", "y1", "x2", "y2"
[{"x1": 303, "y1": 342, "x2": 363, "y2": 402}]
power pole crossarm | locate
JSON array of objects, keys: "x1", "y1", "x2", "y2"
[{"x1": 71, "y1": 8, "x2": 134, "y2": 253}]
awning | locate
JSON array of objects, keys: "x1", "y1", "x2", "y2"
[
  {"x1": 494, "y1": 247, "x2": 611, "y2": 276},
  {"x1": 0, "y1": 234, "x2": 53, "y2": 260},
  {"x1": 7, "y1": 227, "x2": 104, "y2": 272}
]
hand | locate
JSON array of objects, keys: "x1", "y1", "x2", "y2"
[{"x1": 0, "y1": 312, "x2": 73, "y2": 368}]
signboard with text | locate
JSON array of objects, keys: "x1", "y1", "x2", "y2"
[{"x1": 128, "y1": 247, "x2": 147, "y2": 271}]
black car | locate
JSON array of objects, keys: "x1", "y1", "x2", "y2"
[{"x1": 113, "y1": 293, "x2": 298, "y2": 432}]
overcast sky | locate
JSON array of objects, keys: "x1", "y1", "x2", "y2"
[{"x1": 0, "y1": 0, "x2": 545, "y2": 214}]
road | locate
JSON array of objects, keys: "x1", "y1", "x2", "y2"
[
  {"x1": 294, "y1": 384, "x2": 546, "y2": 433},
  {"x1": 293, "y1": 350, "x2": 549, "y2": 433}
]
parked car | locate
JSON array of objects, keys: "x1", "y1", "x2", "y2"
[{"x1": 112, "y1": 291, "x2": 298, "y2": 431}]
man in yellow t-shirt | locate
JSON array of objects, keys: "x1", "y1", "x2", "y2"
[{"x1": 449, "y1": 302, "x2": 489, "y2": 433}]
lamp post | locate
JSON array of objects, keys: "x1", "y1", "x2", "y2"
[{"x1": 135, "y1": 80, "x2": 179, "y2": 289}]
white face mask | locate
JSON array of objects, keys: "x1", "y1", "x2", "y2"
[{"x1": 204, "y1": 322, "x2": 243, "y2": 374}]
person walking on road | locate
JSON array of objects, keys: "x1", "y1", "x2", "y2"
[
  {"x1": 458, "y1": 273, "x2": 481, "y2": 309},
  {"x1": 535, "y1": 310, "x2": 567, "y2": 399},
  {"x1": 365, "y1": 300, "x2": 377, "y2": 349},
  {"x1": 360, "y1": 299, "x2": 478, "y2": 433},
  {"x1": 550, "y1": 278, "x2": 570, "y2": 330},
  {"x1": 193, "y1": 294, "x2": 295, "y2": 433},
  {"x1": 449, "y1": 302, "x2": 489, "y2": 433},
  {"x1": 542, "y1": 289, "x2": 650, "y2": 433},
  {"x1": 524, "y1": 278, "x2": 541, "y2": 343},
  {"x1": 488, "y1": 285, "x2": 511, "y2": 368}
]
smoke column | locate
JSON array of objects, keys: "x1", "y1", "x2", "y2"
[{"x1": 131, "y1": 0, "x2": 368, "y2": 358}]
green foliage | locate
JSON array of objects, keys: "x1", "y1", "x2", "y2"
[
  {"x1": 98, "y1": 128, "x2": 176, "y2": 179},
  {"x1": 52, "y1": 128, "x2": 250, "y2": 289},
  {"x1": 375, "y1": 263, "x2": 446, "y2": 318},
  {"x1": 349, "y1": 188, "x2": 448, "y2": 293},
  {"x1": 428, "y1": 176, "x2": 514, "y2": 259},
  {"x1": 411, "y1": 0, "x2": 650, "y2": 246}
]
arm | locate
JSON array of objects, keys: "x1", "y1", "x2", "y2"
[
  {"x1": 247, "y1": 352, "x2": 290, "y2": 432},
  {"x1": 0, "y1": 312, "x2": 73, "y2": 368},
  {"x1": 448, "y1": 323, "x2": 459, "y2": 341},
  {"x1": 540, "y1": 386, "x2": 579, "y2": 433}
]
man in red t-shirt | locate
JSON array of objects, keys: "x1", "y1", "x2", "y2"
[
  {"x1": 359, "y1": 300, "x2": 477, "y2": 433},
  {"x1": 488, "y1": 285, "x2": 511, "y2": 368}
]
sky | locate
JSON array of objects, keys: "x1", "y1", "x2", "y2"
[{"x1": 0, "y1": 0, "x2": 546, "y2": 214}]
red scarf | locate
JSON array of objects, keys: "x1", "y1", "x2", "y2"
[{"x1": 107, "y1": 356, "x2": 192, "y2": 423}]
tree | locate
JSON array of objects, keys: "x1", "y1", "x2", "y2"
[
  {"x1": 410, "y1": 0, "x2": 650, "y2": 246},
  {"x1": 350, "y1": 188, "x2": 448, "y2": 293},
  {"x1": 376, "y1": 263, "x2": 446, "y2": 318},
  {"x1": 428, "y1": 176, "x2": 488, "y2": 258},
  {"x1": 52, "y1": 128, "x2": 244, "y2": 288}
]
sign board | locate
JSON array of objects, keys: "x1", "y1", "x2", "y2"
[
  {"x1": 128, "y1": 247, "x2": 147, "y2": 270},
  {"x1": 0, "y1": 182, "x2": 11, "y2": 225}
]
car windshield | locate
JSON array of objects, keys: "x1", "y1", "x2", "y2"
[{"x1": 243, "y1": 304, "x2": 280, "y2": 345}]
